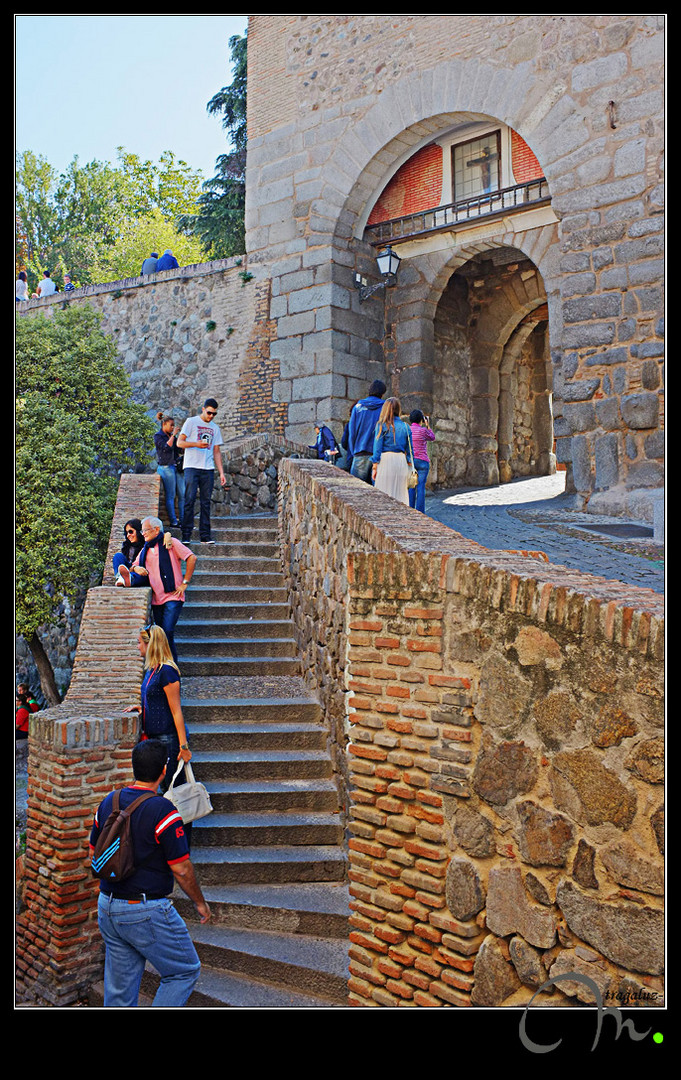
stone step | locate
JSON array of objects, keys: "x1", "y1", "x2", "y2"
[
  {"x1": 190, "y1": 556, "x2": 283, "y2": 573},
  {"x1": 203, "y1": 542, "x2": 279, "y2": 557},
  {"x1": 181, "y1": 602, "x2": 291, "y2": 621},
  {"x1": 188, "y1": 572, "x2": 286, "y2": 589},
  {"x1": 178, "y1": 656, "x2": 301, "y2": 677},
  {"x1": 191, "y1": 844, "x2": 347, "y2": 886},
  {"x1": 203, "y1": 778, "x2": 340, "y2": 813},
  {"x1": 180, "y1": 966, "x2": 344, "y2": 1008},
  {"x1": 181, "y1": 696, "x2": 321, "y2": 724},
  {"x1": 188, "y1": 721, "x2": 327, "y2": 751},
  {"x1": 185, "y1": 586, "x2": 289, "y2": 605},
  {"x1": 210, "y1": 515, "x2": 278, "y2": 529},
  {"x1": 184, "y1": 923, "x2": 349, "y2": 1003},
  {"x1": 193, "y1": 810, "x2": 343, "y2": 847},
  {"x1": 174, "y1": 881, "x2": 350, "y2": 938},
  {"x1": 177, "y1": 618, "x2": 295, "y2": 640},
  {"x1": 177, "y1": 636, "x2": 298, "y2": 659},
  {"x1": 191, "y1": 749, "x2": 332, "y2": 782}
]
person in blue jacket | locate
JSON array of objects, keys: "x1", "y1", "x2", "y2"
[
  {"x1": 309, "y1": 424, "x2": 340, "y2": 463},
  {"x1": 347, "y1": 380, "x2": 386, "y2": 483},
  {"x1": 156, "y1": 249, "x2": 179, "y2": 272},
  {"x1": 371, "y1": 397, "x2": 414, "y2": 506}
]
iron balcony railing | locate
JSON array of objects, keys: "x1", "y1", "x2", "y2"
[{"x1": 366, "y1": 177, "x2": 551, "y2": 246}]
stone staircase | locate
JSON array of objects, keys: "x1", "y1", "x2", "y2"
[{"x1": 147, "y1": 514, "x2": 350, "y2": 1007}]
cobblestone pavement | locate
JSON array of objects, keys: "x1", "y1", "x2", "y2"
[{"x1": 425, "y1": 473, "x2": 664, "y2": 595}]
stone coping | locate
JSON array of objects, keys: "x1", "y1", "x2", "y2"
[
  {"x1": 16, "y1": 255, "x2": 247, "y2": 310},
  {"x1": 222, "y1": 431, "x2": 313, "y2": 461},
  {"x1": 279, "y1": 458, "x2": 664, "y2": 654}
]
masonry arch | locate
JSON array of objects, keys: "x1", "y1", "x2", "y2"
[{"x1": 321, "y1": 58, "x2": 574, "y2": 486}]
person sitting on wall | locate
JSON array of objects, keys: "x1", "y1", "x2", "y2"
[
  {"x1": 141, "y1": 252, "x2": 159, "y2": 275},
  {"x1": 156, "y1": 249, "x2": 179, "y2": 272}
]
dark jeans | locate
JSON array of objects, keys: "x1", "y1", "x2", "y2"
[
  {"x1": 408, "y1": 459, "x2": 430, "y2": 513},
  {"x1": 350, "y1": 453, "x2": 373, "y2": 484},
  {"x1": 152, "y1": 600, "x2": 183, "y2": 665},
  {"x1": 182, "y1": 468, "x2": 215, "y2": 542}
]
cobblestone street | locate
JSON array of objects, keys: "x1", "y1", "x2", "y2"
[{"x1": 426, "y1": 473, "x2": 664, "y2": 595}]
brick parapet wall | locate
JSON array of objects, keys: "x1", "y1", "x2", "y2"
[
  {"x1": 278, "y1": 458, "x2": 664, "y2": 1008},
  {"x1": 16, "y1": 472, "x2": 159, "y2": 1005}
]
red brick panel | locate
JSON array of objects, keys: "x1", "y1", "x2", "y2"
[
  {"x1": 368, "y1": 144, "x2": 444, "y2": 225},
  {"x1": 511, "y1": 129, "x2": 544, "y2": 183}
]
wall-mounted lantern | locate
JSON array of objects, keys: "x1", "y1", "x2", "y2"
[{"x1": 353, "y1": 245, "x2": 402, "y2": 302}]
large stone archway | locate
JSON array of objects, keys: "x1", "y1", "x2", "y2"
[{"x1": 245, "y1": 17, "x2": 664, "y2": 512}]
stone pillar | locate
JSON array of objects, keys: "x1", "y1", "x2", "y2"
[
  {"x1": 16, "y1": 710, "x2": 141, "y2": 1005},
  {"x1": 16, "y1": 584, "x2": 150, "y2": 1005}
]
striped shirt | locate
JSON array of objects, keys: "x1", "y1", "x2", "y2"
[{"x1": 410, "y1": 423, "x2": 435, "y2": 462}]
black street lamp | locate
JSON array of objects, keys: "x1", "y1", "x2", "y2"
[{"x1": 353, "y1": 245, "x2": 402, "y2": 302}]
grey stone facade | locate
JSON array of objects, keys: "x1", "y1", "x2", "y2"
[{"x1": 246, "y1": 15, "x2": 664, "y2": 517}]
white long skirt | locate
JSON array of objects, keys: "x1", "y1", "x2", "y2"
[{"x1": 374, "y1": 451, "x2": 410, "y2": 505}]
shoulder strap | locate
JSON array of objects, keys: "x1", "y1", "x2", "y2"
[{"x1": 124, "y1": 790, "x2": 158, "y2": 815}]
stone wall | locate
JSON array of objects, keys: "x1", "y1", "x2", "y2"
[
  {"x1": 278, "y1": 458, "x2": 664, "y2": 1008},
  {"x1": 18, "y1": 258, "x2": 279, "y2": 438}
]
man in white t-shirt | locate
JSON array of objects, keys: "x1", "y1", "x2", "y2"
[
  {"x1": 177, "y1": 398, "x2": 227, "y2": 544},
  {"x1": 36, "y1": 271, "x2": 57, "y2": 298}
]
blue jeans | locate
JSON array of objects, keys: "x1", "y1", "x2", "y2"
[
  {"x1": 182, "y1": 468, "x2": 215, "y2": 542},
  {"x1": 98, "y1": 893, "x2": 200, "y2": 1007},
  {"x1": 113, "y1": 553, "x2": 146, "y2": 586},
  {"x1": 350, "y1": 453, "x2": 373, "y2": 484},
  {"x1": 408, "y1": 459, "x2": 430, "y2": 513},
  {"x1": 157, "y1": 465, "x2": 185, "y2": 526},
  {"x1": 152, "y1": 600, "x2": 184, "y2": 665}
]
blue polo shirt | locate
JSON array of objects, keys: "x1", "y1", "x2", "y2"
[{"x1": 90, "y1": 787, "x2": 189, "y2": 898}]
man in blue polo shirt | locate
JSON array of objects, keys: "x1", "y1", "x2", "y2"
[{"x1": 89, "y1": 739, "x2": 211, "y2": 1008}]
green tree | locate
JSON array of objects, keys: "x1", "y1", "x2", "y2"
[
  {"x1": 16, "y1": 147, "x2": 207, "y2": 290},
  {"x1": 178, "y1": 31, "x2": 247, "y2": 258},
  {"x1": 16, "y1": 305, "x2": 155, "y2": 704},
  {"x1": 89, "y1": 207, "x2": 207, "y2": 283}
]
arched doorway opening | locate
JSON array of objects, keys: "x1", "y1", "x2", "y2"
[{"x1": 430, "y1": 246, "x2": 554, "y2": 490}]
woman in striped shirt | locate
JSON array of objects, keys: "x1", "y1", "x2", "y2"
[{"x1": 408, "y1": 410, "x2": 435, "y2": 513}]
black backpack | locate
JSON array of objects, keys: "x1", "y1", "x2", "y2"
[{"x1": 91, "y1": 789, "x2": 157, "y2": 882}]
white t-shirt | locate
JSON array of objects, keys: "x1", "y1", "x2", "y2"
[
  {"x1": 38, "y1": 278, "x2": 57, "y2": 297},
  {"x1": 181, "y1": 415, "x2": 224, "y2": 471}
]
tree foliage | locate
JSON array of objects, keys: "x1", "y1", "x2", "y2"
[
  {"x1": 16, "y1": 306, "x2": 155, "y2": 697},
  {"x1": 16, "y1": 148, "x2": 206, "y2": 291},
  {"x1": 177, "y1": 31, "x2": 247, "y2": 258}
]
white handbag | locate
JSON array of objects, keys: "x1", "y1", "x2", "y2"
[{"x1": 165, "y1": 760, "x2": 213, "y2": 824}]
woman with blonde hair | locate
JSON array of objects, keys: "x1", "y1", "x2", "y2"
[
  {"x1": 124, "y1": 624, "x2": 192, "y2": 800},
  {"x1": 371, "y1": 397, "x2": 415, "y2": 505}
]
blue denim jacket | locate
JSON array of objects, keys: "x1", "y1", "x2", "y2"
[{"x1": 372, "y1": 417, "x2": 413, "y2": 463}]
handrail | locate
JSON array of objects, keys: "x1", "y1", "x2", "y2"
[{"x1": 366, "y1": 177, "x2": 550, "y2": 245}]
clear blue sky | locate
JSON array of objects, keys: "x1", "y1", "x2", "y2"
[{"x1": 15, "y1": 15, "x2": 248, "y2": 181}]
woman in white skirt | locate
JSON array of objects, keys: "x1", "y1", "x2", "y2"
[{"x1": 371, "y1": 397, "x2": 415, "y2": 505}]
